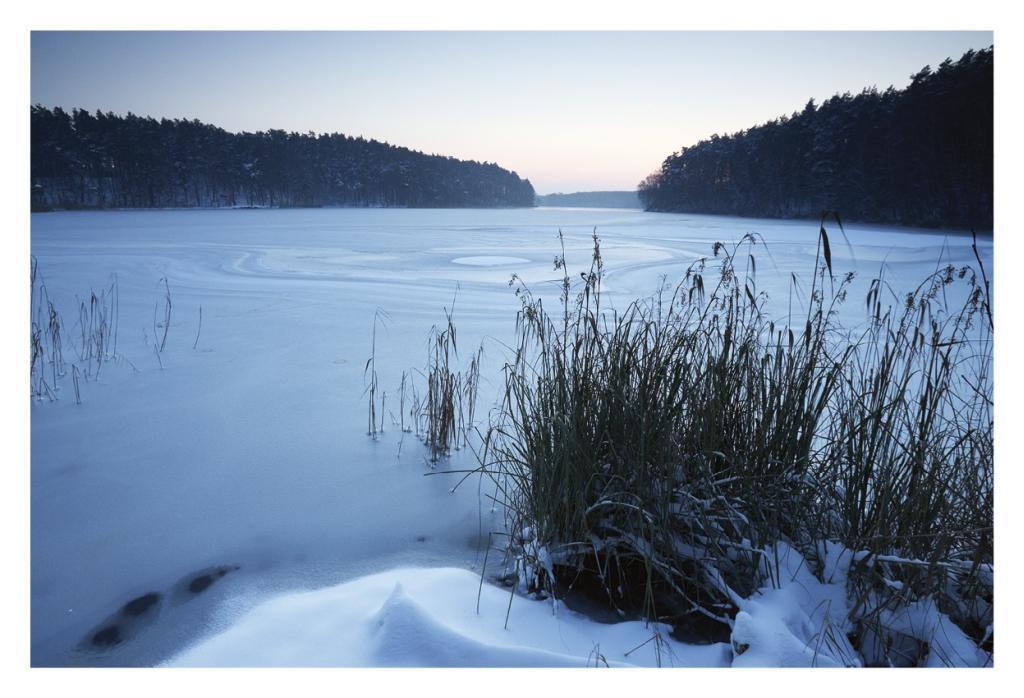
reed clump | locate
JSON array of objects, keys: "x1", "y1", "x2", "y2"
[
  {"x1": 463, "y1": 224, "x2": 992, "y2": 665},
  {"x1": 31, "y1": 256, "x2": 121, "y2": 400},
  {"x1": 30, "y1": 258, "x2": 194, "y2": 402},
  {"x1": 365, "y1": 300, "x2": 483, "y2": 463}
]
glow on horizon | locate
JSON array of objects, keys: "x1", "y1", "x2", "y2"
[{"x1": 31, "y1": 31, "x2": 992, "y2": 194}]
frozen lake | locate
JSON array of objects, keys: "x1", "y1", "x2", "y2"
[{"x1": 30, "y1": 207, "x2": 992, "y2": 666}]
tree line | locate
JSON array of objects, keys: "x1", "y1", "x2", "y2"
[
  {"x1": 639, "y1": 47, "x2": 992, "y2": 229},
  {"x1": 31, "y1": 107, "x2": 535, "y2": 210}
]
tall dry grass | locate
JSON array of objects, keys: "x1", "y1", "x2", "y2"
[{"x1": 448, "y1": 223, "x2": 992, "y2": 663}]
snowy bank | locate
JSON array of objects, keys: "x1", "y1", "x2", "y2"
[
  {"x1": 166, "y1": 545, "x2": 992, "y2": 668},
  {"x1": 164, "y1": 567, "x2": 731, "y2": 667}
]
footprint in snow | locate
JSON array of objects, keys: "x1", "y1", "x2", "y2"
[{"x1": 81, "y1": 565, "x2": 240, "y2": 652}]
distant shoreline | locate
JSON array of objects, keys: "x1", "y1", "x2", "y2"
[{"x1": 535, "y1": 190, "x2": 641, "y2": 209}]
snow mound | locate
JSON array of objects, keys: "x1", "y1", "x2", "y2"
[
  {"x1": 369, "y1": 583, "x2": 585, "y2": 667},
  {"x1": 730, "y1": 542, "x2": 861, "y2": 668},
  {"x1": 165, "y1": 567, "x2": 731, "y2": 667},
  {"x1": 873, "y1": 598, "x2": 991, "y2": 667}
]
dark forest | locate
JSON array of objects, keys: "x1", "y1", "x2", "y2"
[
  {"x1": 30, "y1": 107, "x2": 535, "y2": 210},
  {"x1": 639, "y1": 47, "x2": 992, "y2": 229}
]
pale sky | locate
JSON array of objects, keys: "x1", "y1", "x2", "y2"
[{"x1": 31, "y1": 31, "x2": 992, "y2": 194}]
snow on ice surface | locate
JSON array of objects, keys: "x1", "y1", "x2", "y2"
[
  {"x1": 450, "y1": 255, "x2": 531, "y2": 266},
  {"x1": 30, "y1": 207, "x2": 991, "y2": 667},
  {"x1": 166, "y1": 544, "x2": 988, "y2": 668},
  {"x1": 166, "y1": 567, "x2": 731, "y2": 667}
]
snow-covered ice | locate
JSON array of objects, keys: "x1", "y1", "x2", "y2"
[
  {"x1": 451, "y1": 255, "x2": 530, "y2": 266},
  {"x1": 30, "y1": 207, "x2": 991, "y2": 666},
  {"x1": 165, "y1": 566, "x2": 731, "y2": 667}
]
